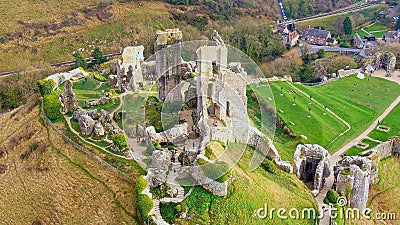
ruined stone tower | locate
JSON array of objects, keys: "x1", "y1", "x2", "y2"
[
  {"x1": 155, "y1": 28, "x2": 183, "y2": 101},
  {"x1": 117, "y1": 45, "x2": 145, "y2": 92}
]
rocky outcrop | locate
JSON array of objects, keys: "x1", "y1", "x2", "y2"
[{"x1": 294, "y1": 144, "x2": 330, "y2": 195}]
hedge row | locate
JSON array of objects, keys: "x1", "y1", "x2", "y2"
[{"x1": 136, "y1": 176, "x2": 153, "y2": 221}]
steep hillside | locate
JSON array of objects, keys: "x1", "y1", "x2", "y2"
[{"x1": 0, "y1": 103, "x2": 140, "y2": 224}]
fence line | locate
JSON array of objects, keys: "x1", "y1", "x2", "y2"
[{"x1": 41, "y1": 100, "x2": 134, "y2": 183}]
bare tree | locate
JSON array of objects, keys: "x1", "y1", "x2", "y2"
[{"x1": 299, "y1": 41, "x2": 311, "y2": 57}]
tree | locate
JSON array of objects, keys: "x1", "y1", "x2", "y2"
[
  {"x1": 317, "y1": 49, "x2": 325, "y2": 58},
  {"x1": 72, "y1": 51, "x2": 87, "y2": 69},
  {"x1": 91, "y1": 47, "x2": 107, "y2": 66},
  {"x1": 43, "y1": 94, "x2": 61, "y2": 121},
  {"x1": 112, "y1": 134, "x2": 128, "y2": 150},
  {"x1": 343, "y1": 17, "x2": 353, "y2": 35},
  {"x1": 396, "y1": 19, "x2": 400, "y2": 30},
  {"x1": 37, "y1": 79, "x2": 55, "y2": 97},
  {"x1": 299, "y1": 42, "x2": 310, "y2": 59}
]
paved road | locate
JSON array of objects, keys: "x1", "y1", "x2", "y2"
[
  {"x1": 316, "y1": 94, "x2": 400, "y2": 225},
  {"x1": 297, "y1": 45, "x2": 362, "y2": 56}
]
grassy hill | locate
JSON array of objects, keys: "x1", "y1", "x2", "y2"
[
  {"x1": 162, "y1": 147, "x2": 318, "y2": 225},
  {"x1": 0, "y1": 103, "x2": 141, "y2": 224}
]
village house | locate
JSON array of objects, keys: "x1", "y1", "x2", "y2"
[
  {"x1": 277, "y1": 23, "x2": 299, "y2": 47},
  {"x1": 382, "y1": 30, "x2": 400, "y2": 43},
  {"x1": 302, "y1": 27, "x2": 334, "y2": 46}
]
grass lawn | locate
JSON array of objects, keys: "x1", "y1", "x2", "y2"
[
  {"x1": 345, "y1": 139, "x2": 380, "y2": 156},
  {"x1": 293, "y1": 75, "x2": 400, "y2": 151},
  {"x1": 251, "y1": 82, "x2": 348, "y2": 152},
  {"x1": 369, "y1": 102, "x2": 400, "y2": 141},
  {"x1": 58, "y1": 76, "x2": 121, "y2": 113},
  {"x1": 369, "y1": 31, "x2": 388, "y2": 38},
  {"x1": 364, "y1": 23, "x2": 389, "y2": 33},
  {"x1": 352, "y1": 29, "x2": 370, "y2": 38},
  {"x1": 168, "y1": 147, "x2": 317, "y2": 225}
]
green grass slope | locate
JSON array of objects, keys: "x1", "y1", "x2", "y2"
[
  {"x1": 293, "y1": 76, "x2": 400, "y2": 151},
  {"x1": 369, "y1": 102, "x2": 400, "y2": 141},
  {"x1": 167, "y1": 148, "x2": 318, "y2": 225},
  {"x1": 253, "y1": 82, "x2": 348, "y2": 149}
]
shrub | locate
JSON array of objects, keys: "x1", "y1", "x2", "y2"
[
  {"x1": 202, "y1": 161, "x2": 229, "y2": 182},
  {"x1": 261, "y1": 158, "x2": 277, "y2": 174},
  {"x1": 136, "y1": 175, "x2": 148, "y2": 194},
  {"x1": 160, "y1": 202, "x2": 178, "y2": 223},
  {"x1": 37, "y1": 79, "x2": 55, "y2": 96},
  {"x1": 325, "y1": 189, "x2": 340, "y2": 204},
  {"x1": 112, "y1": 134, "x2": 128, "y2": 149},
  {"x1": 152, "y1": 141, "x2": 161, "y2": 150},
  {"x1": 137, "y1": 194, "x2": 153, "y2": 221},
  {"x1": 43, "y1": 94, "x2": 61, "y2": 120},
  {"x1": 93, "y1": 73, "x2": 107, "y2": 82}
]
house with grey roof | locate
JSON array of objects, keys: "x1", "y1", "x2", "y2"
[
  {"x1": 302, "y1": 27, "x2": 333, "y2": 46},
  {"x1": 353, "y1": 33, "x2": 365, "y2": 49},
  {"x1": 382, "y1": 30, "x2": 400, "y2": 43}
]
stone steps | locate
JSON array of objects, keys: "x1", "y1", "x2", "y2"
[{"x1": 152, "y1": 199, "x2": 169, "y2": 225}]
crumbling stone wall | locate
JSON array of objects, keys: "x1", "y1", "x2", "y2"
[
  {"x1": 60, "y1": 80, "x2": 79, "y2": 114},
  {"x1": 294, "y1": 144, "x2": 330, "y2": 194},
  {"x1": 334, "y1": 156, "x2": 377, "y2": 213}
]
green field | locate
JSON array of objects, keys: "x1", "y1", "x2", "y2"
[
  {"x1": 252, "y1": 76, "x2": 400, "y2": 158},
  {"x1": 293, "y1": 76, "x2": 400, "y2": 151},
  {"x1": 364, "y1": 23, "x2": 389, "y2": 33},
  {"x1": 296, "y1": 4, "x2": 386, "y2": 36},
  {"x1": 352, "y1": 29, "x2": 370, "y2": 38},
  {"x1": 353, "y1": 23, "x2": 390, "y2": 38},
  {"x1": 369, "y1": 102, "x2": 400, "y2": 141},
  {"x1": 252, "y1": 82, "x2": 348, "y2": 150},
  {"x1": 345, "y1": 138, "x2": 380, "y2": 156}
]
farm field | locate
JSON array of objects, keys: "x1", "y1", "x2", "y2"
[
  {"x1": 293, "y1": 75, "x2": 400, "y2": 151},
  {"x1": 296, "y1": 4, "x2": 386, "y2": 36},
  {"x1": 369, "y1": 102, "x2": 400, "y2": 141}
]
